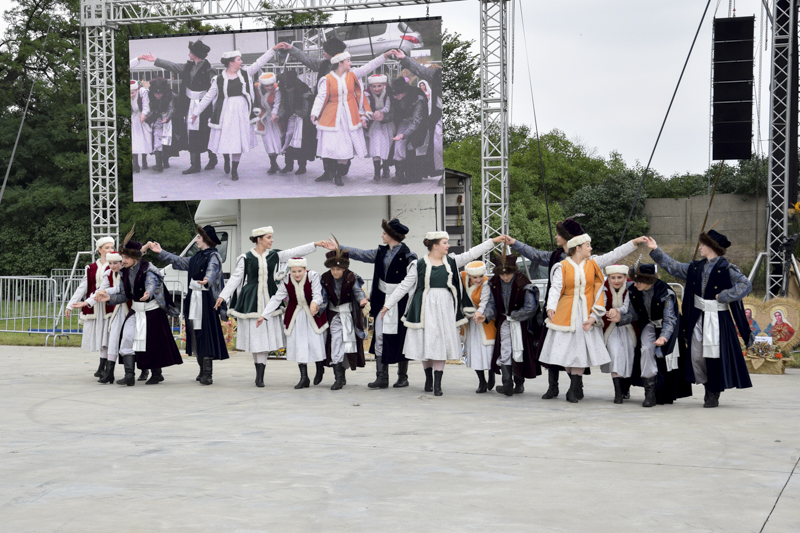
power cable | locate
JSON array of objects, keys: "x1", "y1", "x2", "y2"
[{"x1": 618, "y1": 0, "x2": 714, "y2": 245}]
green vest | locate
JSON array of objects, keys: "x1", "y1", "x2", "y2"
[
  {"x1": 403, "y1": 256, "x2": 467, "y2": 329},
  {"x1": 229, "y1": 250, "x2": 281, "y2": 319}
]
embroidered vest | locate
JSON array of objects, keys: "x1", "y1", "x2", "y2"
[
  {"x1": 549, "y1": 258, "x2": 604, "y2": 331},
  {"x1": 283, "y1": 275, "x2": 328, "y2": 332},
  {"x1": 231, "y1": 250, "x2": 281, "y2": 315},
  {"x1": 460, "y1": 271, "x2": 496, "y2": 341},
  {"x1": 318, "y1": 72, "x2": 369, "y2": 131}
]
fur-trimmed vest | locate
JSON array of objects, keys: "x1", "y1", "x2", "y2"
[
  {"x1": 602, "y1": 280, "x2": 636, "y2": 345},
  {"x1": 82, "y1": 262, "x2": 113, "y2": 319},
  {"x1": 460, "y1": 271, "x2": 496, "y2": 344},
  {"x1": 402, "y1": 256, "x2": 467, "y2": 329},
  {"x1": 282, "y1": 272, "x2": 328, "y2": 335},
  {"x1": 317, "y1": 71, "x2": 370, "y2": 132},
  {"x1": 229, "y1": 249, "x2": 282, "y2": 319},
  {"x1": 209, "y1": 71, "x2": 258, "y2": 129},
  {"x1": 546, "y1": 257, "x2": 605, "y2": 332}
]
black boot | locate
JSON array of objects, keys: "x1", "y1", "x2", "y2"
[
  {"x1": 116, "y1": 355, "x2": 136, "y2": 386},
  {"x1": 146, "y1": 367, "x2": 163, "y2": 384},
  {"x1": 475, "y1": 370, "x2": 488, "y2": 393},
  {"x1": 153, "y1": 151, "x2": 164, "y2": 172},
  {"x1": 487, "y1": 370, "x2": 495, "y2": 391},
  {"x1": 294, "y1": 363, "x2": 310, "y2": 389},
  {"x1": 223, "y1": 154, "x2": 231, "y2": 174},
  {"x1": 196, "y1": 356, "x2": 203, "y2": 381},
  {"x1": 183, "y1": 152, "x2": 202, "y2": 174},
  {"x1": 392, "y1": 161, "x2": 406, "y2": 183},
  {"x1": 423, "y1": 367, "x2": 434, "y2": 392},
  {"x1": 542, "y1": 367, "x2": 560, "y2": 399},
  {"x1": 295, "y1": 161, "x2": 307, "y2": 175},
  {"x1": 315, "y1": 158, "x2": 333, "y2": 182},
  {"x1": 382, "y1": 161, "x2": 391, "y2": 180},
  {"x1": 267, "y1": 154, "x2": 280, "y2": 174},
  {"x1": 499, "y1": 365, "x2": 514, "y2": 396},
  {"x1": 373, "y1": 160, "x2": 382, "y2": 181},
  {"x1": 314, "y1": 361, "x2": 325, "y2": 385},
  {"x1": 433, "y1": 370, "x2": 444, "y2": 396},
  {"x1": 331, "y1": 363, "x2": 345, "y2": 390},
  {"x1": 368, "y1": 357, "x2": 389, "y2": 389},
  {"x1": 612, "y1": 377, "x2": 624, "y2": 404},
  {"x1": 393, "y1": 360, "x2": 409, "y2": 388},
  {"x1": 138, "y1": 368, "x2": 150, "y2": 381},
  {"x1": 642, "y1": 377, "x2": 657, "y2": 407},
  {"x1": 255, "y1": 363, "x2": 266, "y2": 388},
  {"x1": 98, "y1": 361, "x2": 115, "y2": 384},
  {"x1": 514, "y1": 375, "x2": 525, "y2": 394},
  {"x1": 279, "y1": 157, "x2": 294, "y2": 174},
  {"x1": 231, "y1": 161, "x2": 239, "y2": 181},
  {"x1": 334, "y1": 164, "x2": 345, "y2": 187},
  {"x1": 576, "y1": 371, "x2": 585, "y2": 400},
  {"x1": 342, "y1": 366, "x2": 347, "y2": 386},
  {"x1": 162, "y1": 154, "x2": 170, "y2": 169},
  {"x1": 141, "y1": 154, "x2": 148, "y2": 170},
  {"x1": 200, "y1": 357, "x2": 213, "y2": 385},
  {"x1": 94, "y1": 358, "x2": 107, "y2": 378},
  {"x1": 622, "y1": 377, "x2": 631, "y2": 399},
  {"x1": 205, "y1": 151, "x2": 218, "y2": 170},
  {"x1": 132, "y1": 156, "x2": 140, "y2": 173},
  {"x1": 566, "y1": 374, "x2": 581, "y2": 403},
  {"x1": 703, "y1": 385, "x2": 720, "y2": 408}
]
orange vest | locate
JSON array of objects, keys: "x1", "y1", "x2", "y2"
[
  {"x1": 547, "y1": 257, "x2": 605, "y2": 332},
  {"x1": 460, "y1": 271, "x2": 497, "y2": 342},
  {"x1": 318, "y1": 72, "x2": 370, "y2": 131}
]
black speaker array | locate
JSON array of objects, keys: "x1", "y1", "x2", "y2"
[{"x1": 712, "y1": 16, "x2": 755, "y2": 161}]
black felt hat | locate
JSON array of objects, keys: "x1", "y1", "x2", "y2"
[
  {"x1": 556, "y1": 217, "x2": 585, "y2": 241},
  {"x1": 629, "y1": 263, "x2": 659, "y2": 284},
  {"x1": 382, "y1": 219, "x2": 409, "y2": 242},
  {"x1": 391, "y1": 76, "x2": 412, "y2": 96},
  {"x1": 197, "y1": 225, "x2": 222, "y2": 246},
  {"x1": 699, "y1": 229, "x2": 730, "y2": 256},
  {"x1": 322, "y1": 37, "x2": 347, "y2": 57},
  {"x1": 188, "y1": 40, "x2": 210, "y2": 60},
  {"x1": 492, "y1": 252, "x2": 519, "y2": 276}
]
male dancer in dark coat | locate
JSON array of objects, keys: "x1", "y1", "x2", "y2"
[
  {"x1": 646, "y1": 231, "x2": 753, "y2": 407},
  {"x1": 141, "y1": 40, "x2": 218, "y2": 174},
  {"x1": 94, "y1": 234, "x2": 183, "y2": 386},
  {"x1": 337, "y1": 219, "x2": 417, "y2": 388},
  {"x1": 145, "y1": 78, "x2": 176, "y2": 173},
  {"x1": 503, "y1": 217, "x2": 588, "y2": 399},
  {"x1": 320, "y1": 247, "x2": 368, "y2": 390},
  {"x1": 148, "y1": 225, "x2": 229, "y2": 385},
  {"x1": 388, "y1": 77, "x2": 429, "y2": 184},
  {"x1": 276, "y1": 70, "x2": 316, "y2": 175},
  {"x1": 481, "y1": 251, "x2": 540, "y2": 396}
]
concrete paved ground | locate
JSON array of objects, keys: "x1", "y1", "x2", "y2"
[{"x1": 1, "y1": 345, "x2": 798, "y2": 533}]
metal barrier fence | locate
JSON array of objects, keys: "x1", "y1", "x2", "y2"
[{"x1": 0, "y1": 276, "x2": 61, "y2": 340}]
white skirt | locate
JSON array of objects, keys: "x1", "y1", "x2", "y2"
[
  {"x1": 208, "y1": 96, "x2": 258, "y2": 155},
  {"x1": 602, "y1": 326, "x2": 636, "y2": 378},
  {"x1": 131, "y1": 112, "x2": 153, "y2": 155},
  {"x1": 464, "y1": 322, "x2": 494, "y2": 370},
  {"x1": 403, "y1": 288, "x2": 461, "y2": 362},
  {"x1": 367, "y1": 120, "x2": 396, "y2": 160},
  {"x1": 316, "y1": 103, "x2": 368, "y2": 160},
  {"x1": 107, "y1": 310, "x2": 126, "y2": 360},
  {"x1": 258, "y1": 116, "x2": 283, "y2": 154},
  {"x1": 284, "y1": 115, "x2": 304, "y2": 150},
  {"x1": 80, "y1": 314, "x2": 110, "y2": 352},
  {"x1": 236, "y1": 315, "x2": 286, "y2": 354},
  {"x1": 285, "y1": 312, "x2": 326, "y2": 364},
  {"x1": 540, "y1": 306, "x2": 611, "y2": 368}
]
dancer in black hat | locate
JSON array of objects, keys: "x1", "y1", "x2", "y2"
[{"x1": 645, "y1": 231, "x2": 753, "y2": 407}]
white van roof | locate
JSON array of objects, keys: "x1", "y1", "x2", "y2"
[{"x1": 194, "y1": 200, "x2": 238, "y2": 226}]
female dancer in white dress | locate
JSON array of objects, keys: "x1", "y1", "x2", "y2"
[
  {"x1": 601, "y1": 265, "x2": 637, "y2": 404},
  {"x1": 540, "y1": 234, "x2": 646, "y2": 402},
  {"x1": 192, "y1": 48, "x2": 277, "y2": 181},
  {"x1": 129, "y1": 59, "x2": 152, "y2": 173},
  {"x1": 461, "y1": 261, "x2": 497, "y2": 393},
  {"x1": 381, "y1": 233, "x2": 505, "y2": 396},
  {"x1": 66, "y1": 236, "x2": 115, "y2": 378},
  {"x1": 215, "y1": 227, "x2": 326, "y2": 387},
  {"x1": 254, "y1": 72, "x2": 284, "y2": 174}
]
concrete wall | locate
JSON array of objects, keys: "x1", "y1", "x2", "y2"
[{"x1": 644, "y1": 193, "x2": 765, "y2": 246}]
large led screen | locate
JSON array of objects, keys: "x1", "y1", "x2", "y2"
[{"x1": 128, "y1": 18, "x2": 443, "y2": 201}]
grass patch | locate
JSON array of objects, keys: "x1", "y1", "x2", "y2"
[{"x1": 0, "y1": 331, "x2": 79, "y2": 347}]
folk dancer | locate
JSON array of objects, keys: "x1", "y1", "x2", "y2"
[
  {"x1": 459, "y1": 261, "x2": 497, "y2": 393},
  {"x1": 600, "y1": 265, "x2": 636, "y2": 404},
  {"x1": 364, "y1": 74, "x2": 396, "y2": 181}
]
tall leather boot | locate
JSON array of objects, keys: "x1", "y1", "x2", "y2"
[
  {"x1": 433, "y1": 370, "x2": 444, "y2": 397},
  {"x1": 200, "y1": 357, "x2": 213, "y2": 385},
  {"x1": 368, "y1": 357, "x2": 389, "y2": 389},
  {"x1": 153, "y1": 151, "x2": 163, "y2": 172},
  {"x1": 205, "y1": 151, "x2": 218, "y2": 170},
  {"x1": 196, "y1": 356, "x2": 203, "y2": 381},
  {"x1": 313, "y1": 361, "x2": 325, "y2": 385},
  {"x1": 98, "y1": 361, "x2": 116, "y2": 384},
  {"x1": 267, "y1": 154, "x2": 280, "y2": 174},
  {"x1": 182, "y1": 152, "x2": 202, "y2": 174},
  {"x1": 393, "y1": 360, "x2": 409, "y2": 388},
  {"x1": 94, "y1": 358, "x2": 107, "y2": 378},
  {"x1": 116, "y1": 355, "x2": 136, "y2": 386},
  {"x1": 162, "y1": 153, "x2": 170, "y2": 169},
  {"x1": 341, "y1": 366, "x2": 347, "y2": 386},
  {"x1": 576, "y1": 371, "x2": 585, "y2": 400},
  {"x1": 294, "y1": 363, "x2": 310, "y2": 389},
  {"x1": 141, "y1": 154, "x2": 148, "y2": 170},
  {"x1": 621, "y1": 377, "x2": 631, "y2": 399},
  {"x1": 423, "y1": 367, "x2": 434, "y2": 392},
  {"x1": 475, "y1": 370, "x2": 488, "y2": 393},
  {"x1": 255, "y1": 363, "x2": 266, "y2": 388},
  {"x1": 146, "y1": 367, "x2": 163, "y2": 384},
  {"x1": 231, "y1": 161, "x2": 239, "y2": 181},
  {"x1": 381, "y1": 160, "x2": 391, "y2": 180},
  {"x1": 392, "y1": 161, "x2": 406, "y2": 183},
  {"x1": 279, "y1": 156, "x2": 294, "y2": 174},
  {"x1": 542, "y1": 367, "x2": 560, "y2": 399},
  {"x1": 132, "y1": 156, "x2": 140, "y2": 173},
  {"x1": 487, "y1": 370, "x2": 496, "y2": 391},
  {"x1": 499, "y1": 365, "x2": 514, "y2": 396},
  {"x1": 612, "y1": 377, "x2": 624, "y2": 404},
  {"x1": 703, "y1": 385, "x2": 720, "y2": 408},
  {"x1": 334, "y1": 164, "x2": 345, "y2": 187},
  {"x1": 373, "y1": 160, "x2": 382, "y2": 181},
  {"x1": 331, "y1": 363, "x2": 345, "y2": 390},
  {"x1": 223, "y1": 154, "x2": 231, "y2": 174},
  {"x1": 295, "y1": 160, "x2": 307, "y2": 175},
  {"x1": 138, "y1": 368, "x2": 150, "y2": 381},
  {"x1": 566, "y1": 374, "x2": 581, "y2": 403},
  {"x1": 315, "y1": 158, "x2": 333, "y2": 182},
  {"x1": 642, "y1": 377, "x2": 657, "y2": 407},
  {"x1": 514, "y1": 375, "x2": 525, "y2": 394}
]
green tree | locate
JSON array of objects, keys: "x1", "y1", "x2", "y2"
[{"x1": 441, "y1": 30, "x2": 480, "y2": 146}]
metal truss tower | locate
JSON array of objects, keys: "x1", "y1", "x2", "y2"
[{"x1": 80, "y1": 0, "x2": 511, "y2": 251}]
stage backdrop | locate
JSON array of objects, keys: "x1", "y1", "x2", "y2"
[{"x1": 127, "y1": 18, "x2": 443, "y2": 201}]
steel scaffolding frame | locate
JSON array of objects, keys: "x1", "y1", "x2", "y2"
[{"x1": 81, "y1": 0, "x2": 510, "y2": 251}]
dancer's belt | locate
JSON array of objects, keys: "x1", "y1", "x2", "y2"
[
  {"x1": 379, "y1": 280, "x2": 400, "y2": 335},
  {"x1": 507, "y1": 317, "x2": 524, "y2": 363},
  {"x1": 330, "y1": 302, "x2": 357, "y2": 353},
  {"x1": 186, "y1": 88, "x2": 207, "y2": 131},
  {"x1": 189, "y1": 280, "x2": 207, "y2": 330},
  {"x1": 693, "y1": 295, "x2": 729, "y2": 360},
  {"x1": 645, "y1": 318, "x2": 679, "y2": 370},
  {"x1": 132, "y1": 300, "x2": 160, "y2": 352}
]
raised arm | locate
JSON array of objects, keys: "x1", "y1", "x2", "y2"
[
  {"x1": 399, "y1": 56, "x2": 439, "y2": 84},
  {"x1": 351, "y1": 54, "x2": 387, "y2": 78},
  {"x1": 451, "y1": 238, "x2": 496, "y2": 269},
  {"x1": 286, "y1": 45, "x2": 323, "y2": 71},
  {"x1": 510, "y1": 239, "x2": 552, "y2": 267},
  {"x1": 383, "y1": 260, "x2": 418, "y2": 310},
  {"x1": 157, "y1": 249, "x2": 191, "y2": 271},
  {"x1": 649, "y1": 247, "x2": 689, "y2": 282},
  {"x1": 153, "y1": 57, "x2": 186, "y2": 75},
  {"x1": 277, "y1": 242, "x2": 317, "y2": 263},
  {"x1": 593, "y1": 238, "x2": 642, "y2": 270},
  {"x1": 245, "y1": 49, "x2": 276, "y2": 77},
  {"x1": 339, "y1": 245, "x2": 378, "y2": 264}
]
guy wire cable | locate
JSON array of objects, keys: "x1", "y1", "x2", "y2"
[
  {"x1": 518, "y1": 0, "x2": 554, "y2": 249},
  {"x1": 618, "y1": 0, "x2": 714, "y2": 245}
]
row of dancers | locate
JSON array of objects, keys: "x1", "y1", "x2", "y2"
[
  {"x1": 130, "y1": 38, "x2": 442, "y2": 185},
  {"x1": 68, "y1": 217, "x2": 754, "y2": 407}
]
